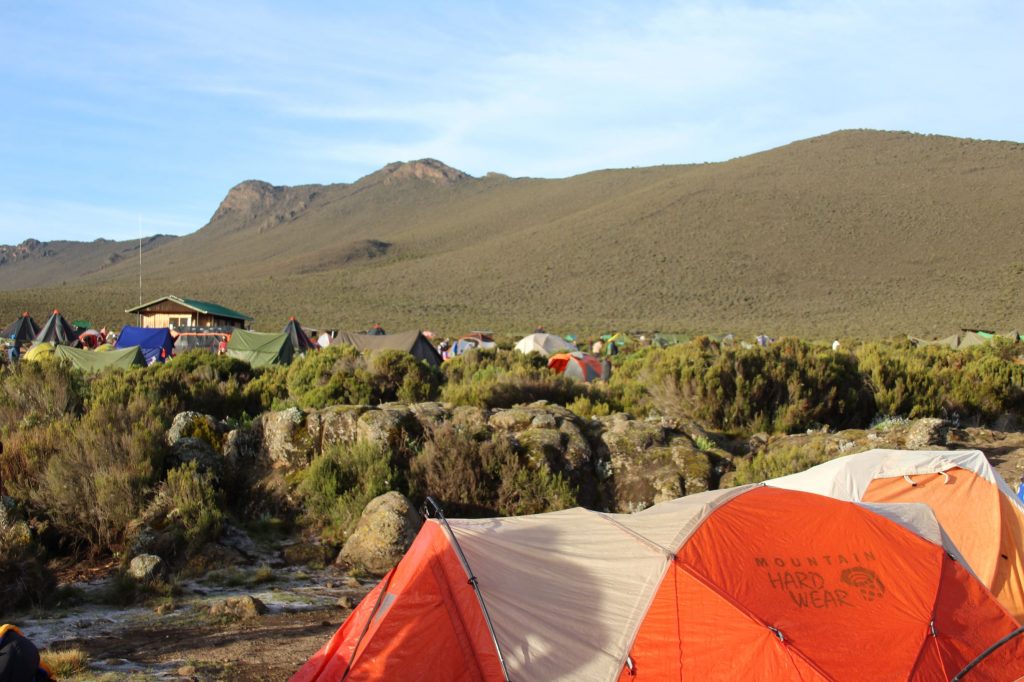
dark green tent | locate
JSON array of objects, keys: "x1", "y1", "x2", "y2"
[
  {"x1": 225, "y1": 329, "x2": 294, "y2": 368},
  {"x1": 333, "y1": 330, "x2": 441, "y2": 368},
  {"x1": 2, "y1": 313, "x2": 40, "y2": 343},
  {"x1": 55, "y1": 345, "x2": 145, "y2": 373},
  {"x1": 282, "y1": 318, "x2": 318, "y2": 354},
  {"x1": 35, "y1": 310, "x2": 79, "y2": 345}
]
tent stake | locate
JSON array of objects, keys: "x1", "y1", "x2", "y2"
[{"x1": 426, "y1": 497, "x2": 512, "y2": 681}]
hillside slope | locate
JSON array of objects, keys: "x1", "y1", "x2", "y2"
[{"x1": 2, "y1": 130, "x2": 1023, "y2": 337}]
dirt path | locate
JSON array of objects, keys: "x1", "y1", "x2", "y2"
[
  {"x1": 60, "y1": 607, "x2": 347, "y2": 681},
  {"x1": 18, "y1": 565, "x2": 374, "y2": 681}
]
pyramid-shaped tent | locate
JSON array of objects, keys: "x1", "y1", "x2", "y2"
[
  {"x1": 34, "y1": 310, "x2": 78, "y2": 345},
  {"x1": 292, "y1": 486, "x2": 1024, "y2": 681},
  {"x1": 2, "y1": 313, "x2": 40, "y2": 343},
  {"x1": 282, "y1": 318, "x2": 318, "y2": 354}
]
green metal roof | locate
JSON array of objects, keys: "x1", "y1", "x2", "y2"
[{"x1": 125, "y1": 295, "x2": 253, "y2": 321}]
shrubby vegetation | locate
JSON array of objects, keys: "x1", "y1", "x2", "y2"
[{"x1": 4, "y1": 336, "x2": 1024, "y2": 609}]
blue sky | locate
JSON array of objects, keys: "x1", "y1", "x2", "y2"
[{"x1": 2, "y1": 1, "x2": 1022, "y2": 242}]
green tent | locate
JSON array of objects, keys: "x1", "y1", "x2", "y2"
[
  {"x1": 55, "y1": 345, "x2": 145, "y2": 373},
  {"x1": 225, "y1": 329, "x2": 293, "y2": 368}
]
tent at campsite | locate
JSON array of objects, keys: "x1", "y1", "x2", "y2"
[
  {"x1": 34, "y1": 310, "x2": 78, "y2": 345},
  {"x1": 548, "y1": 352, "x2": 607, "y2": 382},
  {"x1": 282, "y1": 318, "x2": 318, "y2": 354},
  {"x1": 292, "y1": 485, "x2": 1024, "y2": 681},
  {"x1": 334, "y1": 330, "x2": 442, "y2": 368},
  {"x1": 451, "y1": 332, "x2": 497, "y2": 357},
  {"x1": 55, "y1": 345, "x2": 145, "y2": 373},
  {"x1": 116, "y1": 326, "x2": 175, "y2": 365},
  {"x1": 23, "y1": 342, "x2": 55, "y2": 363},
  {"x1": 225, "y1": 329, "x2": 294, "y2": 368},
  {"x1": 514, "y1": 333, "x2": 576, "y2": 357},
  {"x1": 2, "y1": 312, "x2": 40, "y2": 343},
  {"x1": 769, "y1": 448, "x2": 1024, "y2": 622}
]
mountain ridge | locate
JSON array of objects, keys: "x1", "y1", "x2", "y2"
[{"x1": 2, "y1": 129, "x2": 1023, "y2": 337}]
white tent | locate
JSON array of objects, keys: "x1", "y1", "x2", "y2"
[{"x1": 514, "y1": 332, "x2": 577, "y2": 357}]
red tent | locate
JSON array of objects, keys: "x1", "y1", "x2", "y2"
[
  {"x1": 547, "y1": 352, "x2": 605, "y2": 382},
  {"x1": 292, "y1": 486, "x2": 1024, "y2": 681}
]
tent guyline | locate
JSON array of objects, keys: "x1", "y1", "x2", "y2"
[{"x1": 424, "y1": 497, "x2": 511, "y2": 682}]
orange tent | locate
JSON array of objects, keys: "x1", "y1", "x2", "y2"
[
  {"x1": 770, "y1": 448, "x2": 1024, "y2": 622},
  {"x1": 292, "y1": 486, "x2": 1024, "y2": 681}
]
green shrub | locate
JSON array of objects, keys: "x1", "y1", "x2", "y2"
[
  {"x1": 30, "y1": 399, "x2": 167, "y2": 553},
  {"x1": 297, "y1": 441, "x2": 395, "y2": 543},
  {"x1": 565, "y1": 395, "x2": 612, "y2": 419},
  {"x1": 611, "y1": 338, "x2": 875, "y2": 434},
  {"x1": 163, "y1": 460, "x2": 224, "y2": 552},
  {"x1": 370, "y1": 350, "x2": 441, "y2": 403},
  {"x1": 857, "y1": 340, "x2": 1024, "y2": 423},
  {"x1": 0, "y1": 359, "x2": 84, "y2": 433},
  {"x1": 286, "y1": 345, "x2": 375, "y2": 409},
  {"x1": 243, "y1": 364, "x2": 290, "y2": 412},
  {"x1": 730, "y1": 442, "x2": 832, "y2": 486},
  {"x1": 408, "y1": 424, "x2": 574, "y2": 517},
  {"x1": 441, "y1": 348, "x2": 609, "y2": 409}
]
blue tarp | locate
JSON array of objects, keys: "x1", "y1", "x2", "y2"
[{"x1": 116, "y1": 326, "x2": 175, "y2": 365}]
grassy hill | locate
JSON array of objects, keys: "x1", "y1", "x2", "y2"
[{"x1": 2, "y1": 130, "x2": 1023, "y2": 338}]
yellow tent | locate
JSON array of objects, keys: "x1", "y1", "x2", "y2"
[{"x1": 23, "y1": 342, "x2": 55, "y2": 362}]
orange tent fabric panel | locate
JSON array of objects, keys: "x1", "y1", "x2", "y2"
[
  {"x1": 864, "y1": 470, "x2": 1001, "y2": 585},
  {"x1": 290, "y1": 522, "x2": 502, "y2": 682},
  {"x1": 623, "y1": 487, "x2": 1024, "y2": 681},
  {"x1": 993, "y1": 492, "x2": 1024, "y2": 622}
]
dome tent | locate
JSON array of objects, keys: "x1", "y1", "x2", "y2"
[{"x1": 292, "y1": 486, "x2": 1024, "y2": 681}]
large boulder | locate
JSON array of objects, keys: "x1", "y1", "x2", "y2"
[
  {"x1": 168, "y1": 436, "x2": 222, "y2": 476},
  {"x1": 320, "y1": 405, "x2": 368, "y2": 449},
  {"x1": 904, "y1": 418, "x2": 949, "y2": 450},
  {"x1": 410, "y1": 402, "x2": 449, "y2": 430},
  {"x1": 338, "y1": 492, "x2": 422, "y2": 574},
  {"x1": 260, "y1": 407, "x2": 317, "y2": 468},
  {"x1": 166, "y1": 411, "x2": 221, "y2": 447},
  {"x1": 357, "y1": 407, "x2": 415, "y2": 449},
  {"x1": 489, "y1": 408, "x2": 535, "y2": 431},
  {"x1": 450, "y1": 406, "x2": 491, "y2": 438},
  {"x1": 128, "y1": 554, "x2": 166, "y2": 581}
]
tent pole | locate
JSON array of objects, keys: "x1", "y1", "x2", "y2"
[
  {"x1": 951, "y1": 625, "x2": 1024, "y2": 680},
  {"x1": 426, "y1": 497, "x2": 511, "y2": 681}
]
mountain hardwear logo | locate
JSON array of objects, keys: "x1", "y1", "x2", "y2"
[{"x1": 841, "y1": 566, "x2": 886, "y2": 601}]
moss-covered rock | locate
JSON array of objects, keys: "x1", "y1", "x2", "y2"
[{"x1": 338, "y1": 492, "x2": 422, "y2": 575}]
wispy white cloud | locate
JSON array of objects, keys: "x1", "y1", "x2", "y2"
[{"x1": 1, "y1": 0, "x2": 1022, "y2": 240}]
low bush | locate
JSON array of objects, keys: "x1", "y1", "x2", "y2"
[
  {"x1": 408, "y1": 423, "x2": 575, "y2": 517},
  {"x1": 612, "y1": 337, "x2": 875, "y2": 433},
  {"x1": 441, "y1": 349, "x2": 611, "y2": 409},
  {"x1": 30, "y1": 399, "x2": 167, "y2": 554},
  {"x1": 163, "y1": 460, "x2": 224, "y2": 553},
  {"x1": 297, "y1": 441, "x2": 395, "y2": 543},
  {"x1": 730, "y1": 442, "x2": 833, "y2": 486}
]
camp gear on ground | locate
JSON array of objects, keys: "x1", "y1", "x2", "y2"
[{"x1": 0, "y1": 625, "x2": 54, "y2": 681}]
